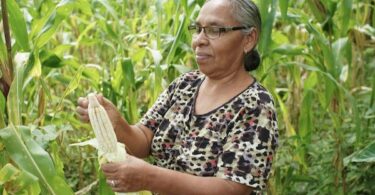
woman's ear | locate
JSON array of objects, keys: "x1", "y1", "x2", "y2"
[{"x1": 243, "y1": 28, "x2": 258, "y2": 53}]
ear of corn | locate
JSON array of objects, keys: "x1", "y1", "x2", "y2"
[
  {"x1": 87, "y1": 93, "x2": 127, "y2": 163},
  {"x1": 87, "y1": 93, "x2": 152, "y2": 195}
]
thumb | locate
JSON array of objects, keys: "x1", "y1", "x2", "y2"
[
  {"x1": 96, "y1": 93, "x2": 114, "y2": 109},
  {"x1": 96, "y1": 93, "x2": 106, "y2": 106}
]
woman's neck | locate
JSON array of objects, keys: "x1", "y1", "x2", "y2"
[
  {"x1": 194, "y1": 69, "x2": 254, "y2": 115},
  {"x1": 203, "y1": 69, "x2": 252, "y2": 92}
]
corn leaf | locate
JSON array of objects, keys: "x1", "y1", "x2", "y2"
[
  {"x1": 0, "y1": 125, "x2": 73, "y2": 194},
  {"x1": 371, "y1": 76, "x2": 375, "y2": 108},
  {"x1": 112, "y1": 61, "x2": 124, "y2": 94},
  {"x1": 306, "y1": 0, "x2": 327, "y2": 23},
  {"x1": 40, "y1": 50, "x2": 63, "y2": 68},
  {"x1": 340, "y1": 0, "x2": 352, "y2": 36},
  {"x1": 0, "y1": 92, "x2": 5, "y2": 128},
  {"x1": 0, "y1": 164, "x2": 18, "y2": 185},
  {"x1": 279, "y1": 0, "x2": 289, "y2": 19},
  {"x1": 7, "y1": 53, "x2": 29, "y2": 126},
  {"x1": 54, "y1": 64, "x2": 86, "y2": 115},
  {"x1": 165, "y1": 15, "x2": 186, "y2": 66},
  {"x1": 298, "y1": 90, "x2": 314, "y2": 140},
  {"x1": 258, "y1": 0, "x2": 277, "y2": 56},
  {"x1": 98, "y1": 170, "x2": 115, "y2": 195},
  {"x1": 121, "y1": 58, "x2": 138, "y2": 123},
  {"x1": 275, "y1": 93, "x2": 296, "y2": 137},
  {"x1": 303, "y1": 72, "x2": 318, "y2": 90},
  {"x1": 332, "y1": 38, "x2": 351, "y2": 72},
  {"x1": 98, "y1": 0, "x2": 118, "y2": 21},
  {"x1": 34, "y1": 1, "x2": 75, "y2": 48},
  {"x1": 0, "y1": 32, "x2": 7, "y2": 65},
  {"x1": 76, "y1": 0, "x2": 92, "y2": 16},
  {"x1": 272, "y1": 44, "x2": 305, "y2": 56},
  {"x1": 34, "y1": 10, "x2": 60, "y2": 48},
  {"x1": 344, "y1": 140, "x2": 375, "y2": 164},
  {"x1": 0, "y1": 163, "x2": 41, "y2": 194},
  {"x1": 7, "y1": 0, "x2": 30, "y2": 51},
  {"x1": 122, "y1": 58, "x2": 136, "y2": 86},
  {"x1": 29, "y1": 7, "x2": 55, "y2": 39},
  {"x1": 305, "y1": 22, "x2": 334, "y2": 72}
]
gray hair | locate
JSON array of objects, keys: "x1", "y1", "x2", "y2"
[
  {"x1": 205, "y1": 0, "x2": 262, "y2": 40},
  {"x1": 204, "y1": 0, "x2": 263, "y2": 71}
]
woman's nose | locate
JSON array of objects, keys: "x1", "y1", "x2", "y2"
[{"x1": 192, "y1": 29, "x2": 209, "y2": 47}]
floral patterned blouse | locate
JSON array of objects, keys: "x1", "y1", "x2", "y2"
[{"x1": 140, "y1": 70, "x2": 278, "y2": 193}]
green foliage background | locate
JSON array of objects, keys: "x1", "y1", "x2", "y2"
[{"x1": 0, "y1": 0, "x2": 374, "y2": 194}]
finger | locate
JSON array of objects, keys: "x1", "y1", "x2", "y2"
[
  {"x1": 77, "y1": 114, "x2": 90, "y2": 123},
  {"x1": 102, "y1": 168, "x2": 117, "y2": 178},
  {"x1": 96, "y1": 93, "x2": 106, "y2": 106},
  {"x1": 76, "y1": 107, "x2": 89, "y2": 122},
  {"x1": 111, "y1": 187, "x2": 127, "y2": 192},
  {"x1": 107, "y1": 180, "x2": 124, "y2": 192},
  {"x1": 77, "y1": 97, "x2": 88, "y2": 108},
  {"x1": 106, "y1": 179, "x2": 118, "y2": 186},
  {"x1": 76, "y1": 106, "x2": 88, "y2": 115},
  {"x1": 101, "y1": 162, "x2": 120, "y2": 173},
  {"x1": 96, "y1": 94, "x2": 115, "y2": 108},
  {"x1": 110, "y1": 181, "x2": 128, "y2": 192}
]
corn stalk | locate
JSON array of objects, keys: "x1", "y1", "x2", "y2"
[{"x1": 0, "y1": 0, "x2": 13, "y2": 98}]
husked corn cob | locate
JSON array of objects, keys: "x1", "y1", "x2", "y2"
[
  {"x1": 87, "y1": 93, "x2": 127, "y2": 163},
  {"x1": 87, "y1": 93, "x2": 151, "y2": 195}
]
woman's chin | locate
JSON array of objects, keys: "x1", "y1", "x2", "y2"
[{"x1": 197, "y1": 65, "x2": 212, "y2": 75}]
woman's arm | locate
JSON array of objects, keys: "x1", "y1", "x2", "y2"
[
  {"x1": 102, "y1": 155, "x2": 253, "y2": 195},
  {"x1": 148, "y1": 163, "x2": 253, "y2": 195},
  {"x1": 113, "y1": 118, "x2": 154, "y2": 158}
]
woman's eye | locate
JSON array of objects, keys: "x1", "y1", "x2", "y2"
[{"x1": 208, "y1": 27, "x2": 220, "y2": 33}]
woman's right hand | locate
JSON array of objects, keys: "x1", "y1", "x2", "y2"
[{"x1": 76, "y1": 94, "x2": 122, "y2": 131}]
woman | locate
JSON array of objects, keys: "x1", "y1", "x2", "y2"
[{"x1": 77, "y1": 0, "x2": 278, "y2": 194}]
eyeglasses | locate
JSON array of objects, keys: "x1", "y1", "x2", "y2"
[{"x1": 188, "y1": 24, "x2": 252, "y2": 39}]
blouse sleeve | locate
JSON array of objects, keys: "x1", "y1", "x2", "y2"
[
  {"x1": 138, "y1": 79, "x2": 178, "y2": 133},
  {"x1": 216, "y1": 103, "x2": 278, "y2": 190}
]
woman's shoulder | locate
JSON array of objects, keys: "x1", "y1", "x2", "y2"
[
  {"x1": 172, "y1": 70, "x2": 204, "y2": 87},
  {"x1": 179, "y1": 70, "x2": 203, "y2": 81},
  {"x1": 242, "y1": 80, "x2": 276, "y2": 108}
]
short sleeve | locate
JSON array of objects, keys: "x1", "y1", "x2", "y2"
[
  {"x1": 139, "y1": 80, "x2": 178, "y2": 133},
  {"x1": 216, "y1": 103, "x2": 278, "y2": 191}
]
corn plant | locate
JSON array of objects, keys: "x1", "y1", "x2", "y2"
[
  {"x1": 256, "y1": 0, "x2": 375, "y2": 194},
  {"x1": 0, "y1": 0, "x2": 89, "y2": 194},
  {"x1": 1, "y1": 0, "x2": 374, "y2": 194}
]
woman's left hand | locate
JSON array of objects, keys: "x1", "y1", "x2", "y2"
[{"x1": 101, "y1": 155, "x2": 151, "y2": 192}]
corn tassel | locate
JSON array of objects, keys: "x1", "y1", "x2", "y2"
[{"x1": 87, "y1": 93, "x2": 151, "y2": 195}]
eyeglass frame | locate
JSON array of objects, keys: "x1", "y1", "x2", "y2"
[{"x1": 188, "y1": 24, "x2": 253, "y2": 39}]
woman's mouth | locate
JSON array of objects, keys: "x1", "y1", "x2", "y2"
[{"x1": 195, "y1": 53, "x2": 211, "y2": 62}]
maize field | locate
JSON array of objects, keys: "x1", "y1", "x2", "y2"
[{"x1": 0, "y1": 0, "x2": 374, "y2": 194}]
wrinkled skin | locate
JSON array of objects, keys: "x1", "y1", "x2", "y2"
[{"x1": 101, "y1": 155, "x2": 151, "y2": 192}]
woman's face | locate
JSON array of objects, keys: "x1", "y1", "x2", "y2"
[{"x1": 192, "y1": 0, "x2": 255, "y2": 78}]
